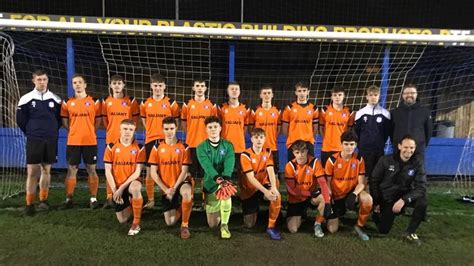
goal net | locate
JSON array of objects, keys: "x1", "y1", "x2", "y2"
[{"x1": 0, "y1": 19, "x2": 473, "y2": 199}]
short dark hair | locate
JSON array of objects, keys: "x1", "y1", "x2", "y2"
[
  {"x1": 340, "y1": 131, "x2": 358, "y2": 143},
  {"x1": 331, "y1": 85, "x2": 345, "y2": 94},
  {"x1": 291, "y1": 140, "x2": 309, "y2": 152},
  {"x1": 204, "y1": 115, "x2": 221, "y2": 126},
  {"x1": 110, "y1": 75, "x2": 124, "y2": 83},
  {"x1": 162, "y1": 116, "x2": 177, "y2": 127},
  {"x1": 259, "y1": 84, "x2": 273, "y2": 93},
  {"x1": 193, "y1": 78, "x2": 206, "y2": 85},
  {"x1": 72, "y1": 73, "x2": 87, "y2": 83},
  {"x1": 120, "y1": 119, "x2": 136, "y2": 127},
  {"x1": 399, "y1": 134, "x2": 417, "y2": 145},
  {"x1": 32, "y1": 70, "x2": 48, "y2": 78},
  {"x1": 151, "y1": 73, "x2": 166, "y2": 84},
  {"x1": 295, "y1": 82, "x2": 309, "y2": 90},
  {"x1": 403, "y1": 83, "x2": 417, "y2": 92},
  {"x1": 250, "y1": 128, "x2": 265, "y2": 137}
]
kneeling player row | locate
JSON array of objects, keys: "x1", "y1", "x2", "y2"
[{"x1": 100, "y1": 117, "x2": 427, "y2": 245}]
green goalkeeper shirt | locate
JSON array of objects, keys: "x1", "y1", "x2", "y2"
[{"x1": 196, "y1": 139, "x2": 235, "y2": 194}]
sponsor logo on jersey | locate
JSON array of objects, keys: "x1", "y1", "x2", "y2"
[
  {"x1": 116, "y1": 148, "x2": 121, "y2": 153},
  {"x1": 161, "y1": 148, "x2": 166, "y2": 153},
  {"x1": 337, "y1": 163, "x2": 342, "y2": 169},
  {"x1": 219, "y1": 149, "x2": 226, "y2": 156},
  {"x1": 204, "y1": 105, "x2": 209, "y2": 109},
  {"x1": 122, "y1": 101, "x2": 128, "y2": 106},
  {"x1": 85, "y1": 102, "x2": 91, "y2": 107},
  {"x1": 32, "y1": 101, "x2": 36, "y2": 108},
  {"x1": 363, "y1": 116, "x2": 368, "y2": 122},
  {"x1": 407, "y1": 169, "x2": 415, "y2": 176},
  {"x1": 175, "y1": 148, "x2": 181, "y2": 154},
  {"x1": 161, "y1": 104, "x2": 168, "y2": 108},
  {"x1": 191, "y1": 104, "x2": 196, "y2": 109},
  {"x1": 71, "y1": 102, "x2": 76, "y2": 106},
  {"x1": 351, "y1": 163, "x2": 357, "y2": 169},
  {"x1": 148, "y1": 103, "x2": 152, "y2": 107},
  {"x1": 131, "y1": 149, "x2": 137, "y2": 155},
  {"x1": 49, "y1": 101, "x2": 55, "y2": 108},
  {"x1": 108, "y1": 102, "x2": 113, "y2": 106},
  {"x1": 262, "y1": 156, "x2": 267, "y2": 161},
  {"x1": 342, "y1": 113, "x2": 347, "y2": 118},
  {"x1": 252, "y1": 158, "x2": 257, "y2": 163},
  {"x1": 376, "y1": 117, "x2": 382, "y2": 123},
  {"x1": 389, "y1": 165, "x2": 395, "y2": 171}
]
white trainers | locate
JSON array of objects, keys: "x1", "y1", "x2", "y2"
[
  {"x1": 128, "y1": 224, "x2": 141, "y2": 236},
  {"x1": 314, "y1": 223, "x2": 324, "y2": 238}
]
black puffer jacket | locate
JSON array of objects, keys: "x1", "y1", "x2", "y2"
[
  {"x1": 390, "y1": 102, "x2": 432, "y2": 152},
  {"x1": 369, "y1": 152, "x2": 427, "y2": 205}
]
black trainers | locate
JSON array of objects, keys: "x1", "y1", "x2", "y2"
[
  {"x1": 37, "y1": 201, "x2": 50, "y2": 211},
  {"x1": 24, "y1": 205, "x2": 36, "y2": 216},
  {"x1": 90, "y1": 200, "x2": 100, "y2": 210},
  {"x1": 102, "y1": 199, "x2": 115, "y2": 209},
  {"x1": 405, "y1": 233, "x2": 422, "y2": 246},
  {"x1": 60, "y1": 199, "x2": 73, "y2": 210}
]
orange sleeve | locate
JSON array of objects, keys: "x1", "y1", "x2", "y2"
[
  {"x1": 249, "y1": 110, "x2": 256, "y2": 125},
  {"x1": 211, "y1": 104, "x2": 218, "y2": 116},
  {"x1": 131, "y1": 100, "x2": 139, "y2": 116},
  {"x1": 183, "y1": 146, "x2": 192, "y2": 165},
  {"x1": 281, "y1": 106, "x2": 290, "y2": 123},
  {"x1": 240, "y1": 153, "x2": 253, "y2": 174},
  {"x1": 180, "y1": 102, "x2": 188, "y2": 121},
  {"x1": 284, "y1": 162, "x2": 294, "y2": 179},
  {"x1": 324, "y1": 157, "x2": 334, "y2": 177},
  {"x1": 245, "y1": 107, "x2": 251, "y2": 125},
  {"x1": 140, "y1": 101, "x2": 146, "y2": 118},
  {"x1": 171, "y1": 100, "x2": 180, "y2": 118},
  {"x1": 101, "y1": 99, "x2": 107, "y2": 116},
  {"x1": 319, "y1": 108, "x2": 326, "y2": 126},
  {"x1": 313, "y1": 107, "x2": 319, "y2": 124},
  {"x1": 348, "y1": 110, "x2": 355, "y2": 127},
  {"x1": 314, "y1": 159, "x2": 325, "y2": 178},
  {"x1": 103, "y1": 145, "x2": 113, "y2": 163},
  {"x1": 148, "y1": 146, "x2": 158, "y2": 165},
  {"x1": 137, "y1": 145, "x2": 146, "y2": 164},
  {"x1": 94, "y1": 99, "x2": 101, "y2": 117},
  {"x1": 60, "y1": 102, "x2": 69, "y2": 118}
]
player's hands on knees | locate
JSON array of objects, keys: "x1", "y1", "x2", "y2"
[
  {"x1": 270, "y1": 187, "x2": 280, "y2": 199},
  {"x1": 113, "y1": 189, "x2": 124, "y2": 205},
  {"x1": 264, "y1": 189, "x2": 276, "y2": 201},
  {"x1": 165, "y1": 187, "x2": 175, "y2": 200}
]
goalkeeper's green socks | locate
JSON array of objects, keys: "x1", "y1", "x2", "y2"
[{"x1": 220, "y1": 197, "x2": 232, "y2": 225}]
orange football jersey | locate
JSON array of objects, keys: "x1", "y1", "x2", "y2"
[
  {"x1": 181, "y1": 98, "x2": 217, "y2": 147},
  {"x1": 218, "y1": 102, "x2": 250, "y2": 153},
  {"x1": 102, "y1": 96, "x2": 139, "y2": 144},
  {"x1": 320, "y1": 105, "x2": 355, "y2": 152},
  {"x1": 325, "y1": 152, "x2": 365, "y2": 200},
  {"x1": 148, "y1": 140, "x2": 192, "y2": 190},
  {"x1": 239, "y1": 148, "x2": 275, "y2": 200},
  {"x1": 281, "y1": 102, "x2": 318, "y2": 147},
  {"x1": 140, "y1": 96, "x2": 179, "y2": 144},
  {"x1": 249, "y1": 105, "x2": 281, "y2": 151},
  {"x1": 284, "y1": 156, "x2": 325, "y2": 203},
  {"x1": 61, "y1": 95, "x2": 101, "y2": 146},
  {"x1": 103, "y1": 140, "x2": 145, "y2": 187}
]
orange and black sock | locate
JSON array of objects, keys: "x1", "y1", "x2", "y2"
[
  {"x1": 357, "y1": 202, "x2": 372, "y2": 227},
  {"x1": 268, "y1": 196, "x2": 281, "y2": 228},
  {"x1": 26, "y1": 193, "x2": 35, "y2": 206},
  {"x1": 181, "y1": 199, "x2": 193, "y2": 227},
  {"x1": 87, "y1": 176, "x2": 99, "y2": 198},
  {"x1": 65, "y1": 177, "x2": 77, "y2": 198},
  {"x1": 132, "y1": 198, "x2": 144, "y2": 225},
  {"x1": 145, "y1": 176, "x2": 155, "y2": 201},
  {"x1": 39, "y1": 188, "x2": 49, "y2": 202}
]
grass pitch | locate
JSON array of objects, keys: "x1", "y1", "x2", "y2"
[{"x1": 0, "y1": 183, "x2": 473, "y2": 265}]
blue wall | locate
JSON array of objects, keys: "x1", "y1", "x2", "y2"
[{"x1": 0, "y1": 128, "x2": 471, "y2": 176}]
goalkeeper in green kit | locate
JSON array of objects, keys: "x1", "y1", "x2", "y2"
[{"x1": 197, "y1": 115, "x2": 236, "y2": 239}]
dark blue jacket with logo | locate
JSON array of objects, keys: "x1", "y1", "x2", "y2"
[
  {"x1": 354, "y1": 103, "x2": 391, "y2": 153},
  {"x1": 369, "y1": 152, "x2": 426, "y2": 205},
  {"x1": 16, "y1": 89, "x2": 62, "y2": 139}
]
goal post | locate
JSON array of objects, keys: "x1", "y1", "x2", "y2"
[{"x1": 0, "y1": 12, "x2": 473, "y2": 199}]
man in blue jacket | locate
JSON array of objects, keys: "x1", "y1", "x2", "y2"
[
  {"x1": 390, "y1": 84, "x2": 432, "y2": 157},
  {"x1": 16, "y1": 70, "x2": 62, "y2": 215},
  {"x1": 370, "y1": 135, "x2": 427, "y2": 246}
]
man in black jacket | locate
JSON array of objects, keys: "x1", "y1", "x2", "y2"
[
  {"x1": 370, "y1": 135, "x2": 427, "y2": 245},
  {"x1": 390, "y1": 84, "x2": 432, "y2": 156}
]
